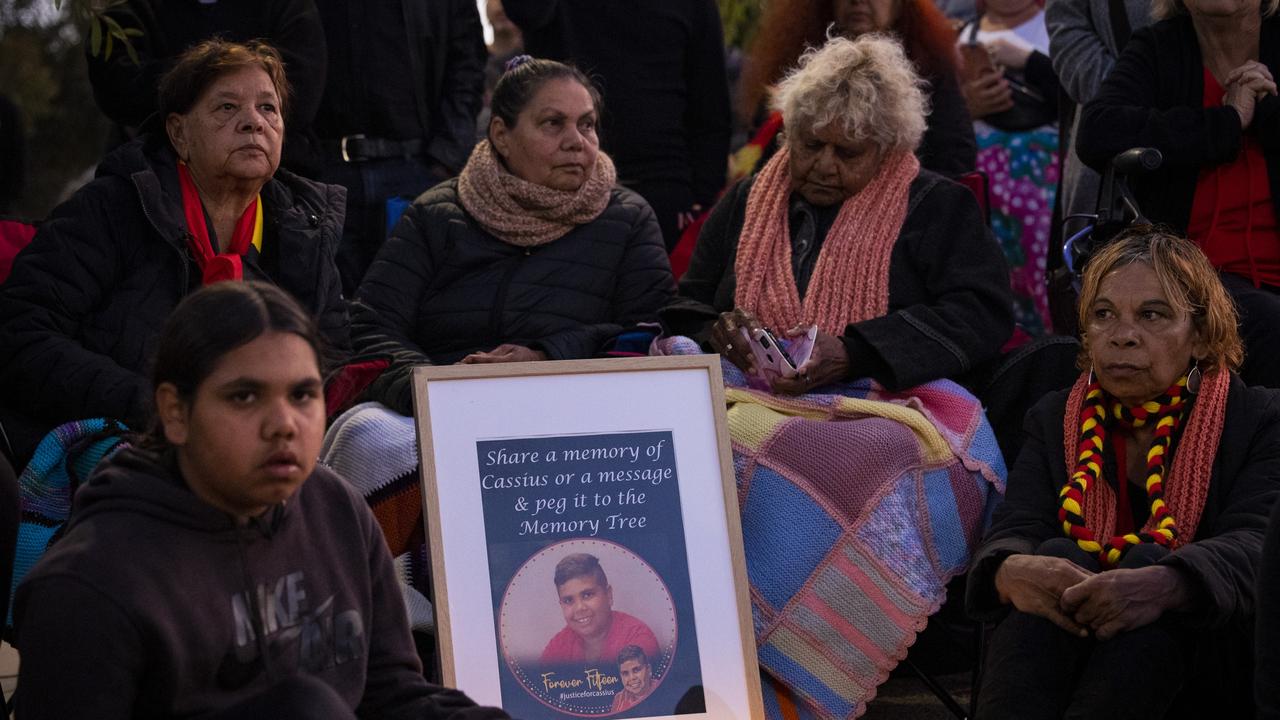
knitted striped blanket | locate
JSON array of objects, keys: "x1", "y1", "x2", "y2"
[
  {"x1": 9, "y1": 418, "x2": 129, "y2": 629},
  {"x1": 320, "y1": 401, "x2": 436, "y2": 632},
  {"x1": 654, "y1": 337, "x2": 1006, "y2": 719}
]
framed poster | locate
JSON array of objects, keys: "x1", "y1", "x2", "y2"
[{"x1": 413, "y1": 356, "x2": 763, "y2": 720}]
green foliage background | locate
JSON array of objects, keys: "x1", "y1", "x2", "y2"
[
  {"x1": 0, "y1": 0, "x2": 113, "y2": 219},
  {"x1": 718, "y1": 0, "x2": 762, "y2": 49}
]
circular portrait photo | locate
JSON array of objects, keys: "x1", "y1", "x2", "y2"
[{"x1": 498, "y1": 538, "x2": 678, "y2": 716}]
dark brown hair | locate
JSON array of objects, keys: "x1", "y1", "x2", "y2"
[
  {"x1": 158, "y1": 38, "x2": 291, "y2": 121},
  {"x1": 553, "y1": 552, "x2": 609, "y2": 590},
  {"x1": 146, "y1": 282, "x2": 323, "y2": 445},
  {"x1": 489, "y1": 57, "x2": 602, "y2": 137}
]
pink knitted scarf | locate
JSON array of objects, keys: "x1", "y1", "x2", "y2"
[
  {"x1": 1060, "y1": 368, "x2": 1229, "y2": 549},
  {"x1": 733, "y1": 147, "x2": 919, "y2": 334},
  {"x1": 457, "y1": 139, "x2": 617, "y2": 247}
]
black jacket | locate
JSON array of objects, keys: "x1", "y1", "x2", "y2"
[
  {"x1": 967, "y1": 375, "x2": 1280, "y2": 627},
  {"x1": 352, "y1": 179, "x2": 676, "y2": 416},
  {"x1": 967, "y1": 376, "x2": 1280, "y2": 717},
  {"x1": 0, "y1": 136, "x2": 348, "y2": 465},
  {"x1": 13, "y1": 448, "x2": 507, "y2": 720},
  {"x1": 85, "y1": 0, "x2": 327, "y2": 175},
  {"x1": 1077, "y1": 15, "x2": 1280, "y2": 232},
  {"x1": 919, "y1": 69, "x2": 979, "y2": 177},
  {"x1": 662, "y1": 171, "x2": 1014, "y2": 390}
]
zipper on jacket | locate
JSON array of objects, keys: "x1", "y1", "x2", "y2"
[
  {"x1": 488, "y1": 247, "x2": 532, "y2": 339},
  {"x1": 133, "y1": 175, "x2": 190, "y2": 295}
]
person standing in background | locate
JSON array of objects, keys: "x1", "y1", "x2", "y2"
[
  {"x1": 502, "y1": 0, "x2": 732, "y2": 251},
  {"x1": 1047, "y1": 0, "x2": 1152, "y2": 241},
  {"x1": 312, "y1": 0, "x2": 486, "y2": 295}
]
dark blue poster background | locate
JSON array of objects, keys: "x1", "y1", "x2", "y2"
[{"x1": 477, "y1": 431, "x2": 704, "y2": 718}]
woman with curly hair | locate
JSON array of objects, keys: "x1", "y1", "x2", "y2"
[{"x1": 735, "y1": 0, "x2": 976, "y2": 179}]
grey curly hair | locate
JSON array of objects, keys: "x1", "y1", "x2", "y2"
[{"x1": 771, "y1": 34, "x2": 928, "y2": 157}]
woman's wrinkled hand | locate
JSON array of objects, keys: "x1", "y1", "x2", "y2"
[
  {"x1": 1059, "y1": 565, "x2": 1191, "y2": 640},
  {"x1": 1225, "y1": 61, "x2": 1278, "y2": 129},
  {"x1": 962, "y1": 71, "x2": 1015, "y2": 119},
  {"x1": 460, "y1": 344, "x2": 548, "y2": 364},
  {"x1": 994, "y1": 554, "x2": 1094, "y2": 637},
  {"x1": 770, "y1": 328, "x2": 849, "y2": 395},
  {"x1": 709, "y1": 308, "x2": 764, "y2": 375}
]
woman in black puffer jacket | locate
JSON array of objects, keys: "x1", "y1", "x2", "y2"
[
  {"x1": 351, "y1": 57, "x2": 675, "y2": 415},
  {"x1": 0, "y1": 40, "x2": 347, "y2": 470}
]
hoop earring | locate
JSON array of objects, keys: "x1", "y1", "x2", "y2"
[
  {"x1": 1187, "y1": 360, "x2": 1202, "y2": 395},
  {"x1": 1087, "y1": 366, "x2": 1096, "y2": 387}
]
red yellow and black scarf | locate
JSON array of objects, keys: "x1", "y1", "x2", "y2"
[{"x1": 1058, "y1": 369, "x2": 1229, "y2": 567}]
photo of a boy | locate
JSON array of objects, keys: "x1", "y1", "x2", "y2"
[
  {"x1": 539, "y1": 553, "x2": 659, "y2": 665},
  {"x1": 610, "y1": 645, "x2": 655, "y2": 713}
]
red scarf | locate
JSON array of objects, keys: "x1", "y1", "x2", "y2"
[{"x1": 177, "y1": 162, "x2": 260, "y2": 285}]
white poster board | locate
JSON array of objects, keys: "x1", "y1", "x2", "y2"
[{"x1": 413, "y1": 356, "x2": 763, "y2": 720}]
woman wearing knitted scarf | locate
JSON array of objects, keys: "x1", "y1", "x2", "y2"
[
  {"x1": 664, "y1": 34, "x2": 1013, "y2": 395},
  {"x1": 967, "y1": 230, "x2": 1280, "y2": 719},
  {"x1": 348, "y1": 56, "x2": 674, "y2": 417}
]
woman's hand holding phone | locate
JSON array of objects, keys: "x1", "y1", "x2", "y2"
[{"x1": 770, "y1": 328, "x2": 849, "y2": 395}]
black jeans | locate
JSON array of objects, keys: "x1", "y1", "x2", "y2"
[
  {"x1": 320, "y1": 155, "x2": 449, "y2": 297},
  {"x1": 1220, "y1": 271, "x2": 1280, "y2": 389},
  {"x1": 975, "y1": 538, "x2": 1189, "y2": 720}
]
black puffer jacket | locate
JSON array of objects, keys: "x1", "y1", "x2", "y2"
[
  {"x1": 352, "y1": 179, "x2": 675, "y2": 416},
  {"x1": 0, "y1": 136, "x2": 347, "y2": 465},
  {"x1": 662, "y1": 171, "x2": 1013, "y2": 391}
]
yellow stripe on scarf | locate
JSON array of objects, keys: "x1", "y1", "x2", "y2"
[
  {"x1": 251, "y1": 195, "x2": 263, "y2": 252},
  {"x1": 723, "y1": 388, "x2": 953, "y2": 464}
]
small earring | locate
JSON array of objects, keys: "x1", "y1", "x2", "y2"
[{"x1": 1187, "y1": 360, "x2": 1202, "y2": 395}]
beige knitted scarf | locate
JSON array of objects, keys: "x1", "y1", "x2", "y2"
[
  {"x1": 733, "y1": 146, "x2": 920, "y2": 334},
  {"x1": 457, "y1": 139, "x2": 617, "y2": 247},
  {"x1": 1060, "y1": 368, "x2": 1229, "y2": 549}
]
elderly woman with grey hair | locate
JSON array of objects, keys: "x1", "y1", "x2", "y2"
[{"x1": 664, "y1": 34, "x2": 1013, "y2": 393}]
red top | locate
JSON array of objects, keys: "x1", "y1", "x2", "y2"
[
  {"x1": 1113, "y1": 433, "x2": 1134, "y2": 536},
  {"x1": 539, "y1": 610, "x2": 660, "y2": 666},
  {"x1": 1187, "y1": 68, "x2": 1280, "y2": 287}
]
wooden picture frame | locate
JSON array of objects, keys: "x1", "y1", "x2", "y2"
[{"x1": 412, "y1": 356, "x2": 764, "y2": 720}]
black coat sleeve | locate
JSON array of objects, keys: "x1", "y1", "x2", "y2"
[
  {"x1": 0, "y1": 183, "x2": 152, "y2": 429},
  {"x1": 965, "y1": 392, "x2": 1068, "y2": 621},
  {"x1": 350, "y1": 204, "x2": 448, "y2": 417},
  {"x1": 1077, "y1": 25, "x2": 1243, "y2": 172},
  {"x1": 1023, "y1": 50, "x2": 1062, "y2": 117},
  {"x1": 1157, "y1": 389, "x2": 1280, "y2": 630},
  {"x1": 684, "y1": 0, "x2": 732, "y2": 207},
  {"x1": 841, "y1": 178, "x2": 1014, "y2": 389},
  {"x1": 14, "y1": 574, "x2": 145, "y2": 720},
  {"x1": 535, "y1": 197, "x2": 676, "y2": 360},
  {"x1": 426, "y1": 0, "x2": 487, "y2": 173},
  {"x1": 918, "y1": 70, "x2": 978, "y2": 177}
]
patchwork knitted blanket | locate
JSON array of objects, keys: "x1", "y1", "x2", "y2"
[{"x1": 654, "y1": 337, "x2": 1006, "y2": 719}]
